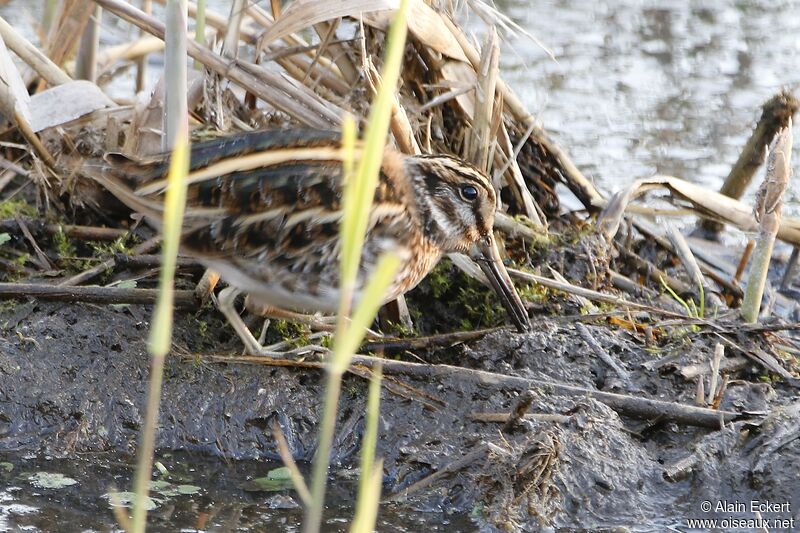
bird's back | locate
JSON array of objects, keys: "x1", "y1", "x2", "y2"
[{"x1": 96, "y1": 129, "x2": 436, "y2": 313}]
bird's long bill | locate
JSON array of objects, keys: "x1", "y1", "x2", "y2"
[{"x1": 472, "y1": 236, "x2": 531, "y2": 333}]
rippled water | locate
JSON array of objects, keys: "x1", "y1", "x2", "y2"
[{"x1": 496, "y1": 0, "x2": 800, "y2": 212}]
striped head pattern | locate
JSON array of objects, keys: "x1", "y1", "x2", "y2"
[{"x1": 404, "y1": 154, "x2": 497, "y2": 253}]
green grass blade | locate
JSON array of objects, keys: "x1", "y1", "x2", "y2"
[
  {"x1": 303, "y1": 1, "x2": 409, "y2": 531},
  {"x1": 131, "y1": 132, "x2": 189, "y2": 533}
]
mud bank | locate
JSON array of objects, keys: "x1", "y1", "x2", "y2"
[{"x1": 1, "y1": 301, "x2": 797, "y2": 530}]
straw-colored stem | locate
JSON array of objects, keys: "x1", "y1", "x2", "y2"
[
  {"x1": 75, "y1": 6, "x2": 101, "y2": 82},
  {"x1": 352, "y1": 362, "x2": 383, "y2": 532},
  {"x1": 43, "y1": 0, "x2": 59, "y2": 32},
  {"x1": 193, "y1": 0, "x2": 205, "y2": 69},
  {"x1": 129, "y1": 134, "x2": 190, "y2": 533},
  {"x1": 163, "y1": 0, "x2": 188, "y2": 150},
  {"x1": 468, "y1": 27, "x2": 499, "y2": 173},
  {"x1": 742, "y1": 122, "x2": 793, "y2": 323},
  {"x1": 222, "y1": 0, "x2": 245, "y2": 59},
  {"x1": 136, "y1": 0, "x2": 152, "y2": 92},
  {"x1": 0, "y1": 15, "x2": 71, "y2": 86}
]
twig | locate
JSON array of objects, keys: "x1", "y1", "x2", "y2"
[
  {"x1": 575, "y1": 322, "x2": 631, "y2": 383},
  {"x1": 59, "y1": 236, "x2": 160, "y2": 287},
  {"x1": 470, "y1": 412, "x2": 571, "y2": 424},
  {"x1": 271, "y1": 421, "x2": 312, "y2": 507},
  {"x1": 200, "y1": 352, "x2": 744, "y2": 428},
  {"x1": 734, "y1": 239, "x2": 755, "y2": 283},
  {"x1": 0, "y1": 282, "x2": 198, "y2": 308},
  {"x1": 385, "y1": 442, "x2": 492, "y2": 502},
  {"x1": 779, "y1": 246, "x2": 799, "y2": 290},
  {"x1": 0, "y1": 218, "x2": 130, "y2": 241},
  {"x1": 15, "y1": 216, "x2": 54, "y2": 271},
  {"x1": 508, "y1": 266, "x2": 686, "y2": 318},
  {"x1": 707, "y1": 343, "x2": 724, "y2": 405},
  {"x1": 360, "y1": 327, "x2": 502, "y2": 353}
]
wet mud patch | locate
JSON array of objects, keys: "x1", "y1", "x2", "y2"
[{"x1": 0, "y1": 301, "x2": 798, "y2": 530}]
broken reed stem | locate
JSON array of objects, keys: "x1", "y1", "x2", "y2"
[
  {"x1": 703, "y1": 90, "x2": 798, "y2": 234},
  {"x1": 665, "y1": 224, "x2": 723, "y2": 313},
  {"x1": 742, "y1": 121, "x2": 793, "y2": 323},
  {"x1": 222, "y1": 0, "x2": 246, "y2": 59},
  {"x1": 707, "y1": 343, "x2": 724, "y2": 406}
]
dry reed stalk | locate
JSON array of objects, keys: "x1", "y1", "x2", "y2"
[
  {"x1": 97, "y1": 35, "x2": 165, "y2": 66},
  {"x1": 44, "y1": 0, "x2": 95, "y2": 69},
  {"x1": 75, "y1": 6, "x2": 101, "y2": 82},
  {"x1": 136, "y1": 0, "x2": 153, "y2": 92},
  {"x1": 467, "y1": 27, "x2": 499, "y2": 173},
  {"x1": 598, "y1": 174, "x2": 800, "y2": 246},
  {"x1": 96, "y1": 0, "x2": 343, "y2": 127},
  {"x1": 495, "y1": 121, "x2": 544, "y2": 226},
  {"x1": 0, "y1": 16, "x2": 71, "y2": 86},
  {"x1": 742, "y1": 122, "x2": 793, "y2": 323},
  {"x1": 707, "y1": 343, "x2": 724, "y2": 405},
  {"x1": 666, "y1": 224, "x2": 723, "y2": 312},
  {"x1": 702, "y1": 90, "x2": 798, "y2": 234},
  {"x1": 221, "y1": 0, "x2": 246, "y2": 59}
]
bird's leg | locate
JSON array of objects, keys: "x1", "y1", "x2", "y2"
[
  {"x1": 215, "y1": 288, "x2": 330, "y2": 357},
  {"x1": 215, "y1": 286, "x2": 273, "y2": 356},
  {"x1": 244, "y1": 296, "x2": 338, "y2": 332},
  {"x1": 245, "y1": 297, "x2": 384, "y2": 340}
]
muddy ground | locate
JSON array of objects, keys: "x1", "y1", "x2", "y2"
[{"x1": 0, "y1": 282, "x2": 798, "y2": 530}]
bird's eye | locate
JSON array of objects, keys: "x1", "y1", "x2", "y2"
[{"x1": 460, "y1": 185, "x2": 479, "y2": 201}]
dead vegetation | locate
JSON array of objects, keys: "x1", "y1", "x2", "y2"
[{"x1": 0, "y1": 1, "x2": 798, "y2": 530}]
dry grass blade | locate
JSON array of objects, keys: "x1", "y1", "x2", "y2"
[
  {"x1": 363, "y1": 1, "x2": 469, "y2": 62},
  {"x1": 97, "y1": 0, "x2": 343, "y2": 128},
  {"x1": 260, "y1": 0, "x2": 396, "y2": 49},
  {"x1": 466, "y1": 27, "x2": 499, "y2": 172},
  {"x1": 597, "y1": 174, "x2": 800, "y2": 246}
]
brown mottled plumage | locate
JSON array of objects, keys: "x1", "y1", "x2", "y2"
[{"x1": 88, "y1": 128, "x2": 530, "y2": 352}]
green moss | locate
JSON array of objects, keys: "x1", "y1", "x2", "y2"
[
  {"x1": 0, "y1": 199, "x2": 37, "y2": 219},
  {"x1": 272, "y1": 319, "x2": 311, "y2": 348}
]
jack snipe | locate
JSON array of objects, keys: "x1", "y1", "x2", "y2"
[{"x1": 89, "y1": 129, "x2": 530, "y2": 353}]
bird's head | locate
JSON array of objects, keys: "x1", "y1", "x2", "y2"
[{"x1": 405, "y1": 154, "x2": 530, "y2": 332}]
